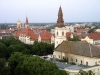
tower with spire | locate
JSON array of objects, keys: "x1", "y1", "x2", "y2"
[
  {"x1": 25, "y1": 17, "x2": 29, "y2": 28},
  {"x1": 55, "y1": 5, "x2": 67, "y2": 48}
]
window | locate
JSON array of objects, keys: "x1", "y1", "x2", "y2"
[
  {"x1": 81, "y1": 60, "x2": 82, "y2": 64},
  {"x1": 62, "y1": 32, "x2": 64, "y2": 36},
  {"x1": 63, "y1": 56, "x2": 65, "y2": 59},
  {"x1": 59, "y1": 55, "x2": 60, "y2": 58},
  {"x1": 57, "y1": 32, "x2": 58, "y2": 36},
  {"x1": 76, "y1": 59, "x2": 77, "y2": 62},
  {"x1": 94, "y1": 42, "x2": 99, "y2": 45},
  {"x1": 71, "y1": 58, "x2": 73, "y2": 62},
  {"x1": 95, "y1": 62, "x2": 97, "y2": 65},
  {"x1": 86, "y1": 62, "x2": 88, "y2": 66}
]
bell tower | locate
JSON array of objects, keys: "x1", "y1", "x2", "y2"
[
  {"x1": 55, "y1": 5, "x2": 67, "y2": 48},
  {"x1": 25, "y1": 17, "x2": 29, "y2": 28}
]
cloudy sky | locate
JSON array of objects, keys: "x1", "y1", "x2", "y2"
[{"x1": 0, "y1": 0, "x2": 100, "y2": 23}]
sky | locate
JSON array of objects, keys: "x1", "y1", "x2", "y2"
[{"x1": 0, "y1": 0, "x2": 100, "y2": 23}]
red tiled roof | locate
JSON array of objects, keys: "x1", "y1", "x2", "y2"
[
  {"x1": 40, "y1": 29, "x2": 52, "y2": 40},
  {"x1": 66, "y1": 32, "x2": 73, "y2": 39},
  {"x1": 75, "y1": 29, "x2": 89, "y2": 33},
  {"x1": 14, "y1": 28, "x2": 52, "y2": 41},
  {"x1": 0, "y1": 30, "x2": 12, "y2": 33},
  {"x1": 88, "y1": 32, "x2": 100, "y2": 40}
]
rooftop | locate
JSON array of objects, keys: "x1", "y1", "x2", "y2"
[{"x1": 55, "y1": 41, "x2": 100, "y2": 57}]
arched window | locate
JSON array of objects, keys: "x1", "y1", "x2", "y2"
[
  {"x1": 62, "y1": 32, "x2": 64, "y2": 36},
  {"x1": 57, "y1": 31, "x2": 58, "y2": 36}
]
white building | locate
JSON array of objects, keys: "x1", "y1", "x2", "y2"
[
  {"x1": 53, "y1": 41, "x2": 100, "y2": 75},
  {"x1": 81, "y1": 32, "x2": 100, "y2": 45}
]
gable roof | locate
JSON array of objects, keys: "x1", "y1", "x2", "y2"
[
  {"x1": 88, "y1": 32, "x2": 100, "y2": 40},
  {"x1": 55, "y1": 41, "x2": 100, "y2": 57}
]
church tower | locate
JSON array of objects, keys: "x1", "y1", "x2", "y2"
[
  {"x1": 55, "y1": 5, "x2": 67, "y2": 48},
  {"x1": 25, "y1": 17, "x2": 29, "y2": 28},
  {"x1": 17, "y1": 20, "x2": 21, "y2": 29}
]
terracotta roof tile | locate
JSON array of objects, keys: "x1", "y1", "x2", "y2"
[
  {"x1": 40, "y1": 29, "x2": 52, "y2": 40},
  {"x1": 88, "y1": 32, "x2": 100, "y2": 40},
  {"x1": 14, "y1": 28, "x2": 52, "y2": 41}
]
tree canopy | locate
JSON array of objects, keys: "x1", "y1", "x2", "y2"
[
  {"x1": 68, "y1": 38, "x2": 80, "y2": 41},
  {"x1": 8, "y1": 52, "x2": 68, "y2": 75},
  {"x1": 0, "y1": 36, "x2": 54, "y2": 58}
]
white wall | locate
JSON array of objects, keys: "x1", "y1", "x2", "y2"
[
  {"x1": 19, "y1": 34, "x2": 34, "y2": 44},
  {"x1": 55, "y1": 27, "x2": 66, "y2": 48},
  {"x1": 53, "y1": 51, "x2": 100, "y2": 66},
  {"x1": 81, "y1": 36, "x2": 93, "y2": 44}
]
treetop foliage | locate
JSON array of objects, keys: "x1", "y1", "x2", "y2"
[{"x1": 8, "y1": 52, "x2": 68, "y2": 75}]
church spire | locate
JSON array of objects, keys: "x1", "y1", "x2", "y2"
[
  {"x1": 26, "y1": 17, "x2": 28, "y2": 24},
  {"x1": 56, "y1": 5, "x2": 65, "y2": 27}
]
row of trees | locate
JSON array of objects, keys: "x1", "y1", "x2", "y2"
[{"x1": 0, "y1": 36, "x2": 54, "y2": 59}]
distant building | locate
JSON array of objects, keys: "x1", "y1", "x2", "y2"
[
  {"x1": 17, "y1": 20, "x2": 21, "y2": 28},
  {"x1": 81, "y1": 32, "x2": 100, "y2": 45},
  {"x1": 14, "y1": 17, "x2": 54, "y2": 44},
  {"x1": 0, "y1": 30, "x2": 12, "y2": 39},
  {"x1": 95, "y1": 29, "x2": 100, "y2": 32},
  {"x1": 66, "y1": 25, "x2": 74, "y2": 33}
]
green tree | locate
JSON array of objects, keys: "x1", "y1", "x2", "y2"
[
  {"x1": 8, "y1": 52, "x2": 25, "y2": 75},
  {"x1": 68, "y1": 38, "x2": 80, "y2": 41},
  {"x1": 0, "y1": 58, "x2": 11, "y2": 75},
  {"x1": 78, "y1": 70, "x2": 94, "y2": 75},
  {"x1": 88, "y1": 26, "x2": 98, "y2": 33},
  {"x1": 88, "y1": 70, "x2": 95, "y2": 75},
  {"x1": 78, "y1": 70, "x2": 88, "y2": 75},
  {"x1": 32, "y1": 41, "x2": 54, "y2": 56},
  {"x1": 0, "y1": 42, "x2": 7, "y2": 58},
  {"x1": 8, "y1": 52, "x2": 68, "y2": 75}
]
